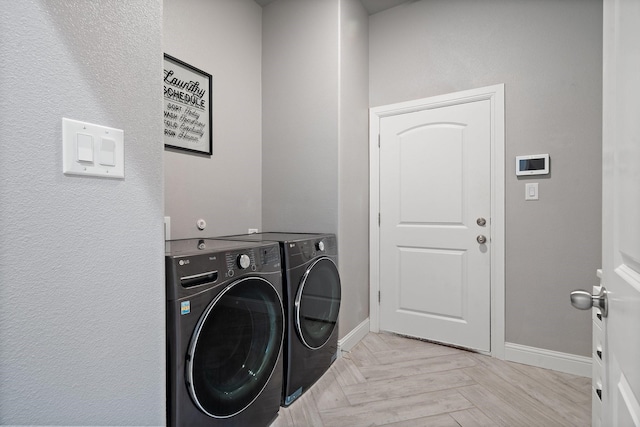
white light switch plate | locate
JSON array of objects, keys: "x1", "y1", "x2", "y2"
[
  {"x1": 525, "y1": 183, "x2": 539, "y2": 200},
  {"x1": 62, "y1": 118, "x2": 124, "y2": 178}
]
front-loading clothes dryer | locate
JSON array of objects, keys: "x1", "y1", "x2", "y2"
[
  {"x1": 165, "y1": 238, "x2": 284, "y2": 427},
  {"x1": 221, "y1": 233, "x2": 341, "y2": 407}
]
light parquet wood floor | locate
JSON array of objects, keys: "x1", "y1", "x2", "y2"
[{"x1": 271, "y1": 332, "x2": 591, "y2": 427}]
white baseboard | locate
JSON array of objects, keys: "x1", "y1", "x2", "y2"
[
  {"x1": 337, "y1": 318, "x2": 370, "y2": 357},
  {"x1": 336, "y1": 325, "x2": 591, "y2": 377},
  {"x1": 504, "y1": 342, "x2": 592, "y2": 378}
]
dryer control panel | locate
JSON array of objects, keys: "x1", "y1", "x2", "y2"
[{"x1": 285, "y1": 235, "x2": 338, "y2": 268}]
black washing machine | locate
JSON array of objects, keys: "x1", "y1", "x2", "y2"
[
  {"x1": 221, "y1": 232, "x2": 341, "y2": 406},
  {"x1": 165, "y1": 238, "x2": 284, "y2": 427}
]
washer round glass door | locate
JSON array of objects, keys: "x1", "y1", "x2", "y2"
[
  {"x1": 295, "y1": 257, "x2": 341, "y2": 349},
  {"x1": 186, "y1": 277, "x2": 284, "y2": 418}
]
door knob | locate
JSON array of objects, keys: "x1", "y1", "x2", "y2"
[
  {"x1": 570, "y1": 287, "x2": 608, "y2": 317},
  {"x1": 476, "y1": 235, "x2": 487, "y2": 244},
  {"x1": 477, "y1": 217, "x2": 487, "y2": 226}
]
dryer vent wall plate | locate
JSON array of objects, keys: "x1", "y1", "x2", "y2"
[{"x1": 62, "y1": 118, "x2": 124, "y2": 178}]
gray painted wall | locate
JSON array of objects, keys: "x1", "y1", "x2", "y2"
[
  {"x1": 262, "y1": 0, "x2": 370, "y2": 339},
  {"x1": 262, "y1": 0, "x2": 340, "y2": 235},
  {"x1": 338, "y1": 0, "x2": 371, "y2": 339},
  {"x1": 164, "y1": 0, "x2": 263, "y2": 239},
  {"x1": 370, "y1": 0, "x2": 602, "y2": 356},
  {"x1": 0, "y1": 1, "x2": 165, "y2": 425}
]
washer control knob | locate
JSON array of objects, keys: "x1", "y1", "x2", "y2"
[
  {"x1": 237, "y1": 254, "x2": 251, "y2": 269},
  {"x1": 316, "y1": 240, "x2": 325, "y2": 252}
]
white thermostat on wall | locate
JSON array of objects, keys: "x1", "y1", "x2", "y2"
[{"x1": 516, "y1": 154, "x2": 549, "y2": 176}]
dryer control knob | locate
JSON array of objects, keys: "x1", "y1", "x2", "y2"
[
  {"x1": 237, "y1": 254, "x2": 251, "y2": 269},
  {"x1": 316, "y1": 240, "x2": 325, "y2": 252}
]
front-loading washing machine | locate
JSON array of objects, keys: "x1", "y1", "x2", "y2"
[
  {"x1": 221, "y1": 233, "x2": 341, "y2": 406},
  {"x1": 165, "y1": 238, "x2": 284, "y2": 426}
]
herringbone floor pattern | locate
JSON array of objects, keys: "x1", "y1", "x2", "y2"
[{"x1": 271, "y1": 332, "x2": 591, "y2": 426}]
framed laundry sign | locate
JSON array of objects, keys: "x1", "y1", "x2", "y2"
[{"x1": 163, "y1": 54, "x2": 213, "y2": 155}]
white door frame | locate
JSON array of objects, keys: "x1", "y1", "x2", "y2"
[{"x1": 369, "y1": 84, "x2": 506, "y2": 358}]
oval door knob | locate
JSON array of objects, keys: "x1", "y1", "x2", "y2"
[
  {"x1": 477, "y1": 217, "x2": 487, "y2": 226},
  {"x1": 476, "y1": 235, "x2": 487, "y2": 244},
  {"x1": 570, "y1": 287, "x2": 608, "y2": 317}
]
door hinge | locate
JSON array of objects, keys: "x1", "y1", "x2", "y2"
[
  {"x1": 378, "y1": 291, "x2": 381, "y2": 303},
  {"x1": 378, "y1": 213, "x2": 380, "y2": 226},
  {"x1": 378, "y1": 134, "x2": 380, "y2": 148}
]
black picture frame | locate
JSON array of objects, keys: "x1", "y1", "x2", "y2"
[{"x1": 163, "y1": 54, "x2": 213, "y2": 155}]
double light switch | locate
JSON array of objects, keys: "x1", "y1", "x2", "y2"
[{"x1": 62, "y1": 118, "x2": 124, "y2": 178}]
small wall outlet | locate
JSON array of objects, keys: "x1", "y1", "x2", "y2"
[
  {"x1": 164, "y1": 216, "x2": 171, "y2": 241},
  {"x1": 248, "y1": 228, "x2": 259, "y2": 234}
]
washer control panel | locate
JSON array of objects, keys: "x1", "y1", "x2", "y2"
[
  {"x1": 237, "y1": 253, "x2": 251, "y2": 269},
  {"x1": 166, "y1": 240, "x2": 281, "y2": 301},
  {"x1": 225, "y1": 250, "x2": 256, "y2": 277},
  {"x1": 221, "y1": 244, "x2": 281, "y2": 278}
]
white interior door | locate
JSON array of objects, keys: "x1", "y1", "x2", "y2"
[
  {"x1": 600, "y1": 0, "x2": 640, "y2": 425},
  {"x1": 379, "y1": 99, "x2": 491, "y2": 352}
]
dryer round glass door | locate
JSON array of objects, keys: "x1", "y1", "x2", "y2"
[
  {"x1": 186, "y1": 277, "x2": 284, "y2": 418},
  {"x1": 295, "y1": 257, "x2": 341, "y2": 349}
]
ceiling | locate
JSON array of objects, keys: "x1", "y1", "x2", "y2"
[{"x1": 253, "y1": 0, "x2": 410, "y2": 15}]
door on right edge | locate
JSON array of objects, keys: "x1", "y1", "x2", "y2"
[{"x1": 601, "y1": 0, "x2": 640, "y2": 425}]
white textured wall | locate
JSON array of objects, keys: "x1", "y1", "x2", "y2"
[
  {"x1": 0, "y1": 1, "x2": 165, "y2": 425},
  {"x1": 370, "y1": 0, "x2": 602, "y2": 356},
  {"x1": 164, "y1": 0, "x2": 263, "y2": 239}
]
